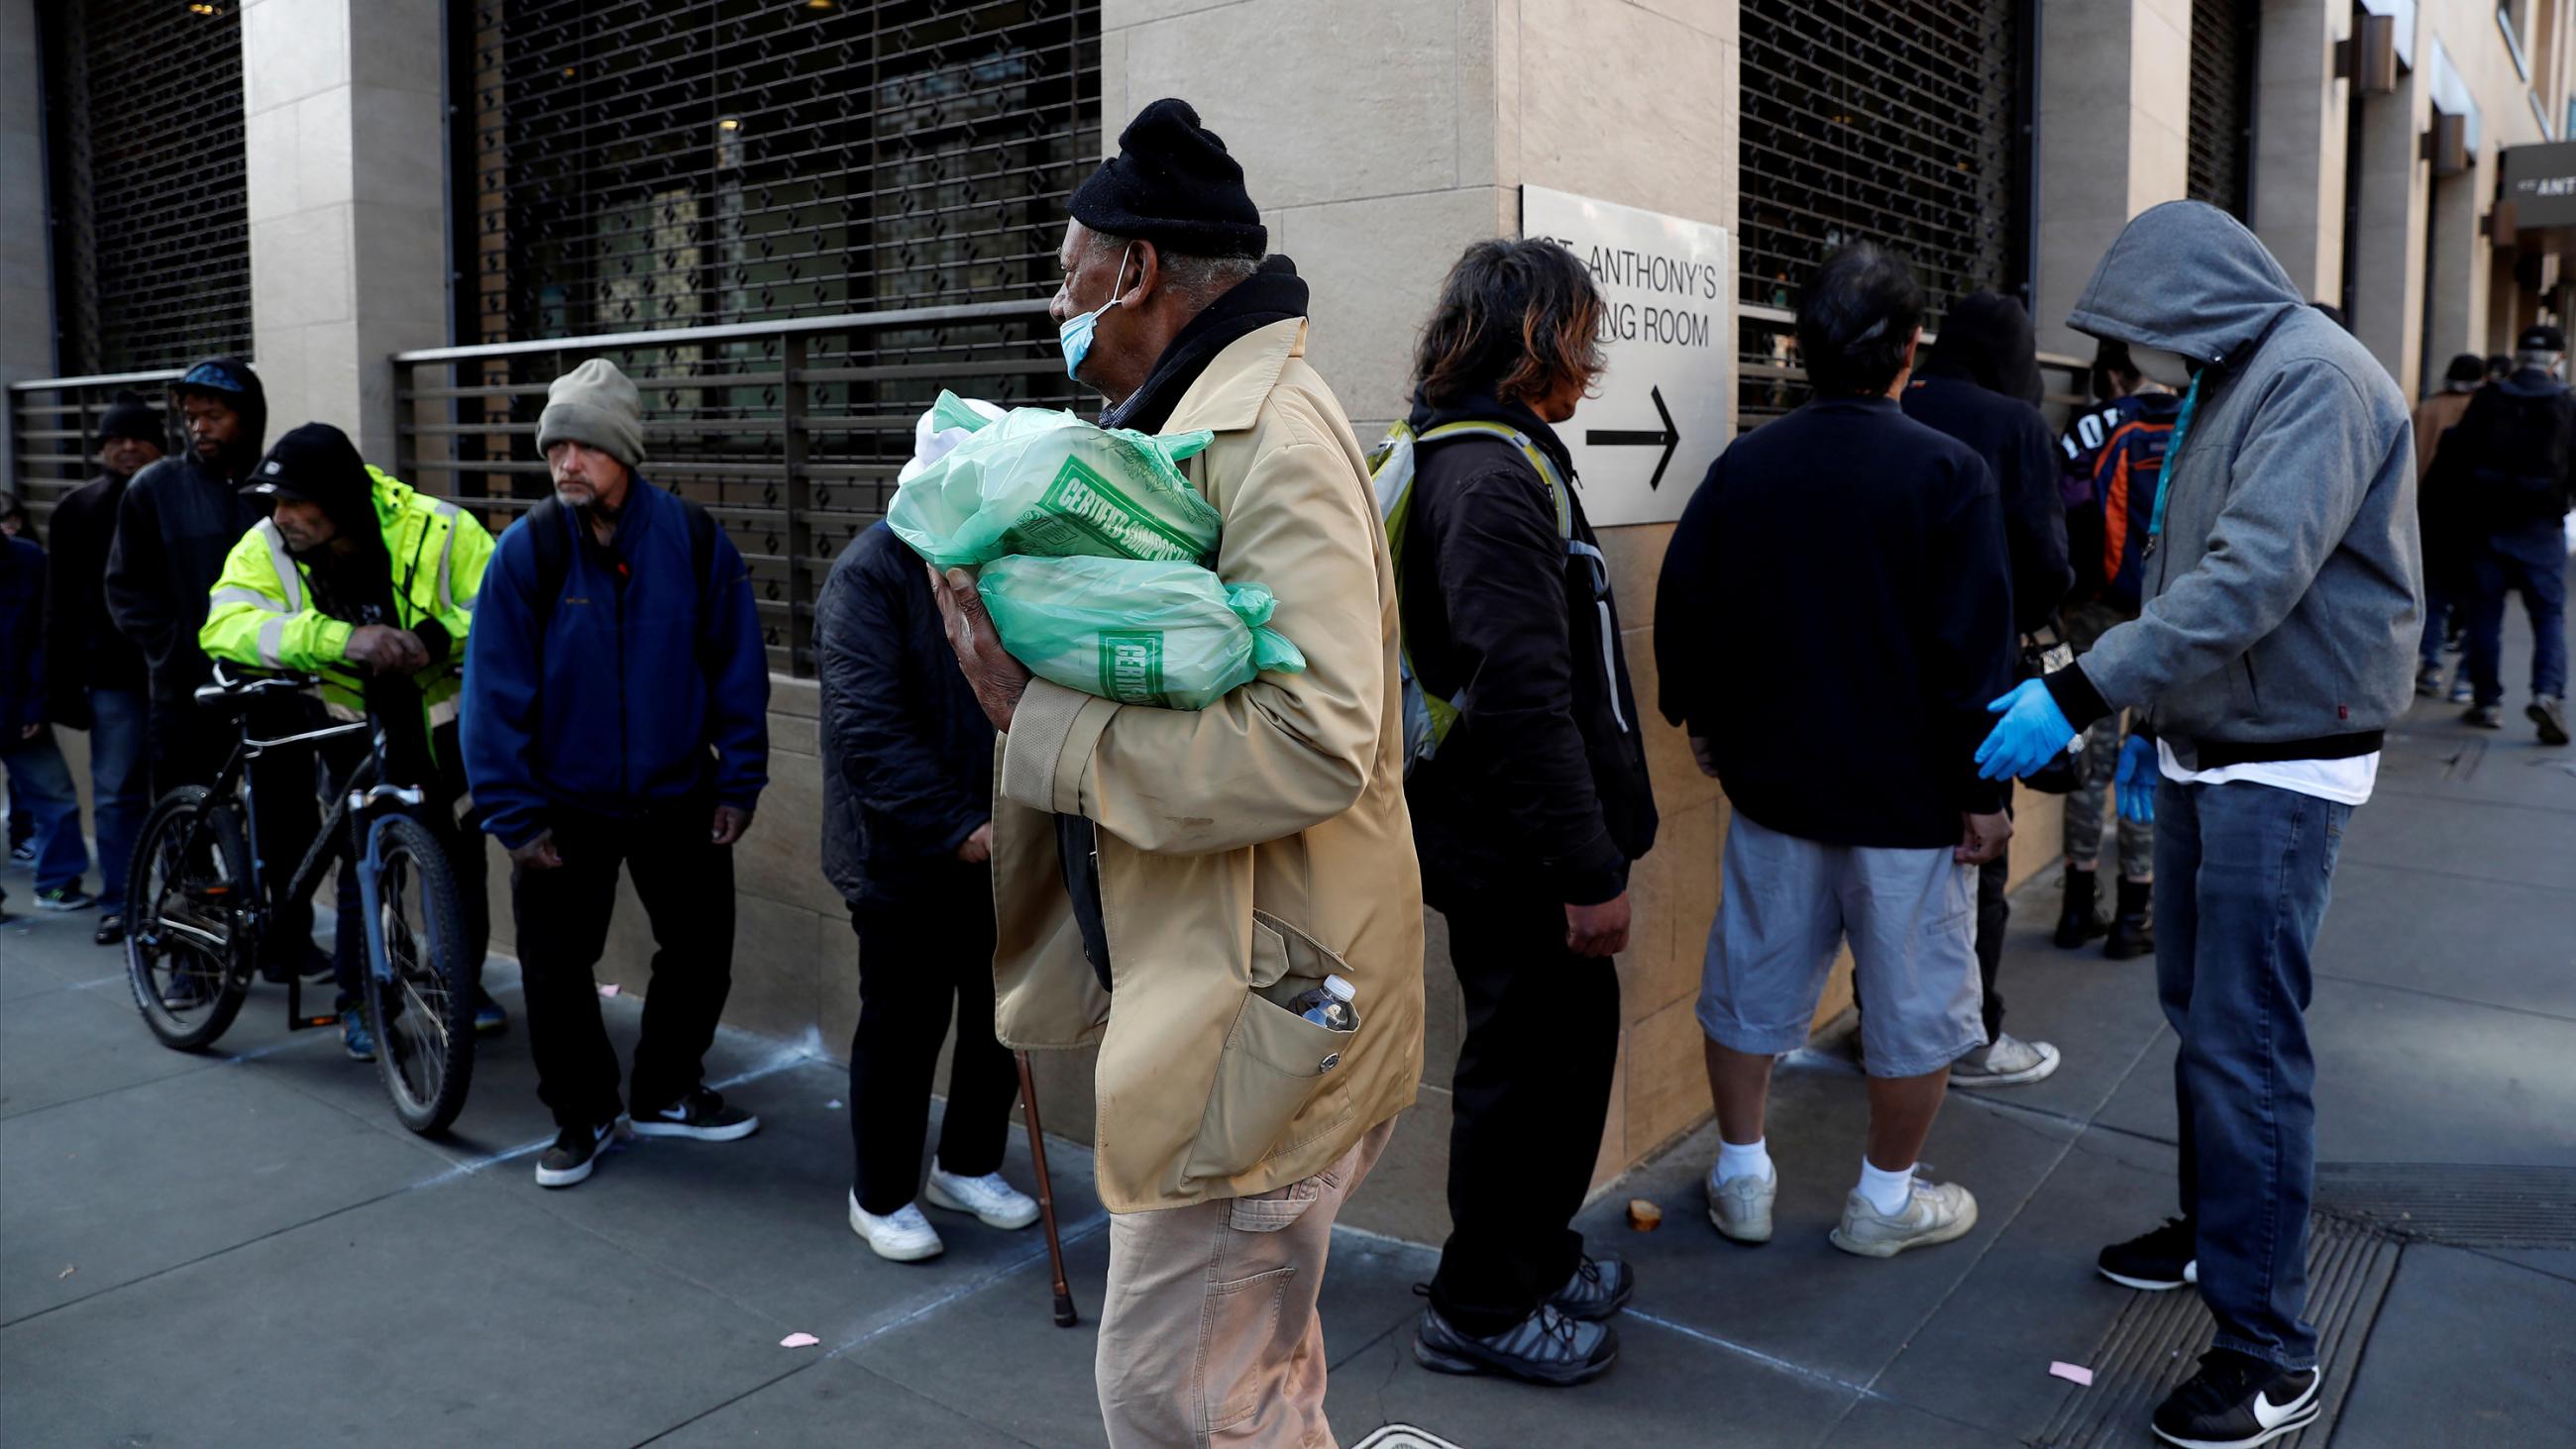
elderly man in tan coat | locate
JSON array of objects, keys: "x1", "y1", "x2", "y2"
[{"x1": 933, "y1": 99, "x2": 1426, "y2": 1447}]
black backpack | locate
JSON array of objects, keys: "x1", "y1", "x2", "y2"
[
  {"x1": 521, "y1": 491, "x2": 721, "y2": 634},
  {"x1": 2463, "y1": 383, "x2": 2576, "y2": 528}
]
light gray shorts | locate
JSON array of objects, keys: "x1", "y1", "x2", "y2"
[{"x1": 1695, "y1": 811, "x2": 1985, "y2": 1079}]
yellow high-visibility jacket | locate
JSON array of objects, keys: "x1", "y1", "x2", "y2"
[{"x1": 199, "y1": 466, "x2": 493, "y2": 727}]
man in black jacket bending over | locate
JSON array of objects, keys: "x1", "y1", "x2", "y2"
[
  {"x1": 816, "y1": 521, "x2": 1038, "y2": 1265},
  {"x1": 1900, "y1": 289, "x2": 2075, "y2": 1089},
  {"x1": 1401, "y1": 238, "x2": 1659, "y2": 1388}
]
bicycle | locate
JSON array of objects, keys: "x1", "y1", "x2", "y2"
[{"x1": 124, "y1": 662, "x2": 478, "y2": 1135}]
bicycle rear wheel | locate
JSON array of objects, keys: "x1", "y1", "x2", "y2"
[
  {"x1": 361, "y1": 815, "x2": 476, "y2": 1135},
  {"x1": 125, "y1": 786, "x2": 254, "y2": 1052}
]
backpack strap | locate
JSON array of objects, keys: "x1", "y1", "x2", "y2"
[
  {"x1": 1416, "y1": 421, "x2": 1573, "y2": 540},
  {"x1": 522, "y1": 489, "x2": 720, "y2": 638}
]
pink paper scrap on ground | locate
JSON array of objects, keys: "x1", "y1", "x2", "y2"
[
  {"x1": 2050, "y1": 1361, "x2": 2095, "y2": 1387},
  {"x1": 780, "y1": 1333, "x2": 820, "y2": 1349}
]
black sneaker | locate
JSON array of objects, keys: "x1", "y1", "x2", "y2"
[
  {"x1": 1546, "y1": 1254, "x2": 1634, "y2": 1322},
  {"x1": 2530, "y1": 695, "x2": 2570, "y2": 747},
  {"x1": 2104, "y1": 879, "x2": 2155, "y2": 961},
  {"x1": 534, "y1": 1117, "x2": 626, "y2": 1189},
  {"x1": 2464, "y1": 703, "x2": 2505, "y2": 730},
  {"x1": 1414, "y1": 1300, "x2": 1617, "y2": 1387},
  {"x1": 2055, "y1": 868, "x2": 2108, "y2": 949},
  {"x1": 629, "y1": 1087, "x2": 760, "y2": 1141},
  {"x1": 93, "y1": 912, "x2": 125, "y2": 947},
  {"x1": 2099, "y1": 1216, "x2": 2199, "y2": 1292},
  {"x1": 2152, "y1": 1349, "x2": 2319, "y2": 1448},
  {"x1": 9, "y1": 841, "x2": 35, "y2": 866}
]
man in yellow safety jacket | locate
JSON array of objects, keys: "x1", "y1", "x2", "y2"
[{"x1": 199, "y1": 421, "x2": 505, "y2": 1055}]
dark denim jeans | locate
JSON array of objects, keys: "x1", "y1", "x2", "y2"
[
  {"x1": 2466, "y1": 520, "x2": 2569, "y2": 706},
  {"x1": 0, "y1": 730, "x2": 90, "y2": 893},
  {"x1": 88, "y1": 688, "x2": 152, "y2": 903},
  {"x1": 2155, "y1": 776, "x2": 2351, "y2": 1372}
]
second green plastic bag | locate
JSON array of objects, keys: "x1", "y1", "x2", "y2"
[
  {"x1": 979, "y1": 555, "x2": 1307, "y2": 711},
  {"x1": 887, "y1": 394, "x2": 1221, "y2": 569}
]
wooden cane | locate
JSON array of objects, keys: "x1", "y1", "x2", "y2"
[{"x1": 1016, "y1": 1051, "x2": 1078, "y2": 1326}]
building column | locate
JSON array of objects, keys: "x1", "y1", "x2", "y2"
[
  {"x1": 2252, "y1": 0, "x2": 2350, "y2": 302},
  {"x1": 241, "y1": 0, "x2": 447, "y2": 466},
  {"x1": 2423, "y1": 160, "x2": 2490, "y2": 376},
  {"x1": 2030, "y1": 0, "x2": 2194, "y2": 360},
  {"x1": 2349, "y1": 69, "x2": 2429, "y2": 395},
  {"x1": 0, "y1": 0, "x2": 54, "y2": 468}
]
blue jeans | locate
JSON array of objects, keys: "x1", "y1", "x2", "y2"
[
  {"x1": 88, "y1": 688, "x2": 151, "y2": 902},
  {"x1": 2466, "y1": 520, "x2": 2569, "y2": 705},
  {"x1": 2155, "y1": 777, "x2": 2350, "y2": 1372},
  {"x1": 2416, "y1": 584, "x2": 2451, "y2": 670},
  {"x1": 1, "y1": 730, "x2": 91, "y2": 893}
]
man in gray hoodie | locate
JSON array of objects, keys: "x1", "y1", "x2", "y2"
[{"x1": 1976, "y1": 202, "x2": 2418, "y2": 1449}]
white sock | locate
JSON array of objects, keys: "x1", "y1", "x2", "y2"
[
  {"x1": 1716, "y1": 1136, "x2": 1773, "y2": 1184},
  {"x1": 1858, "y1": 1158, "x2": 1916, "y2": 1216}
]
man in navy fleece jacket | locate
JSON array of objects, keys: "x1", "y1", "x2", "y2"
[{"x1": 463, "y1": 358, "x2": 771, "y2": 1190}]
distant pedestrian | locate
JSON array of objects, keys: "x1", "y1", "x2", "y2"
[
  {"x1": 1900, "y1": 289, "x2": 2073, "y2": 1089},
  {"x1": 1397, "y1": 238, "x2": 1658, "y2": 1387},
  {"x1": 932, "y1": 98, "x2": 1424, "y2": 1445},
  {"x1": 1, "y1": 492, "x2": 46, "y2": 873},
  {"x1": 42, "y1": 391, "x2": 161, "y2": 943},
  {"x1": 1658, "y1": 242, "x2": 2014, "y2": 1263},
  {"x1": 817, "y1": 521, "x2": 1036, "y2": 1263},
  {"x1": 2430, "y1": 325, "x2": 2571, "y2": 744},
  {"x1": 2053, "y1": 340, "x2": 2177, "y2": 959},
  {"x1": 2412, "y1": 353, "x2": 2488, "y2": 703},
  {"x1": 462, "y1": 358, "x2": 771, "y2": 1190},
  {"x1": 0, "y1": 518, "x2": 90, "y2": 917},
  {"x1": 1979, "y1": 201, "x2": 2418, "y2": 1449}
]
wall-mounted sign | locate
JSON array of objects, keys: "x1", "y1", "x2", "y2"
[
  {"x1": 2501, "y1": 140, "x2": 2576, "y2": 229},
  {"x1": 1520, "y1": 185, "x2": 1732, "y2": 527}
]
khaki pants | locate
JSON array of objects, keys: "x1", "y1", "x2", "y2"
[{"x1": 1096, "y1": 1118, "x2": 1397, "y2": 1448}]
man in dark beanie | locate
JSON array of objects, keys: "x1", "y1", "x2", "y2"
[
  {"x1": 42, "y1": 391, "x2": 162, "y2": 942},
  {"x1": 932, "y1": 97, "x2": 1426, "y2": 1444},
  {"x1": 107, "y1": 357, "x2": 333, "y2": 982}
]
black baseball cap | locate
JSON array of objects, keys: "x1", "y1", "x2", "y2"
[
  {"x1": 2518, "y1": 324, "x2": 2566, "y2": 353},
  {"x1": 241, "y1": 422, "x2": 366, "y2": 503}
]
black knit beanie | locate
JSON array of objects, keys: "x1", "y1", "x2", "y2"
[
  {"x1": 98, "y1": 390, "x2": 162, "y2": 446},
  {"x1": 1069, "y1": 98, "x2": 1266, "y2": 259}
]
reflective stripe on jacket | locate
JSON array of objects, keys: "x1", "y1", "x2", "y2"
[{"x1": 199, "y1": 467, "x2": 493, "y2": 725}]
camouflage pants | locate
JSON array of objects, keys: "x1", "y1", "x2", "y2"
[{"x1": 2061, "y1": 601, "x2": 2155, "y2": 879}]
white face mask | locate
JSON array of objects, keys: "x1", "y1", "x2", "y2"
[{"x1": 2127, "y1": 345, "x2": 2196, "y2": 388}]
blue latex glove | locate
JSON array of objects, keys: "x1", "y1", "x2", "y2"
[
  {"x1": 2114, "y1": 732, "x2": 2159, "y2": 823},
  {"x1": 1976, "y1": 678, "x2": 2078, "y2": 781}
]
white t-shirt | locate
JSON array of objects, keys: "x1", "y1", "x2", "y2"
[{"x1": 2158, "y1": 740, "x2": 2379, "y2": 806}]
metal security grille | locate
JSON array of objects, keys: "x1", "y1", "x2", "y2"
[
  {"x1": 41, "y1": 0, "x2": 254, "y2": 374},
  {"x1": 463, "y1": 0, "x2": 1098, "y2": 342},
  {"x1": 1737, "y1": 0, "x2": 2029, "y2": 427},
  {"x1": 2189, "y1": 0, "x2": 2257, "y2": 218}
]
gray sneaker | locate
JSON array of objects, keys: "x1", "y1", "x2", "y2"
[
  {"x1": 1413, "y1": 1300, "x2": 1618, "y2": 1387},
  {"x1": 1705, "y1": 1165, "x2": 1776, "y2": 1244},
  {"x1": 2530, "y1": 695, "x2": 2570, "y2": 747},
  {"x1": 1948, "y1": 1033, "x2": 2061, "y2": 1088},
  {"x1": 1830, "y1": 1178, "x2": 1979, "y2": 1259}
]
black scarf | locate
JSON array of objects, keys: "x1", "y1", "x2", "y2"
[{"x1": 1102, "y1": 256, "x2": 1310, "y2": 433}]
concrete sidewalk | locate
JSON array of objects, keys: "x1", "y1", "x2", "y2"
[{"x1": 4, "y1": 587, "x2": 2571, "y2": 1447}]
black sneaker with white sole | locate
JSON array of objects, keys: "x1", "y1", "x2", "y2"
[
  {"x1": 2099, "y1": 1216, "x2": 2199, "y2": 1292},
  {"x1": 2152, "y1": 1349, "x2": 2320, "y2": 1448},
  {"x1": 1413, "y1": 1299, "x2": 1618, "y2": 1387},
  {"x1": 534, "y1": 1118, "x2": 626, "y2": 1189},
  {"x1": 629, "y1": 1087, "x2": 760, "y2": 1141}
]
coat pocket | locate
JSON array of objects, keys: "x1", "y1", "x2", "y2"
[{"x1": 1182, "y1": 988, "x2": 1356, "y2": 1185}]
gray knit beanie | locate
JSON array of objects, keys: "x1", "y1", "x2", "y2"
[{"x1": 536, "y1": 358, "x2": 647, "y2": 468}]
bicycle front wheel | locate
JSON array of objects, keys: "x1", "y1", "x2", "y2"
[
  {"x1": 361, "y1": 815, "x2": 475, "y2": 1135},
  {"x1": 125, "y1": 786, "x2": 254, "y2": 1052}
]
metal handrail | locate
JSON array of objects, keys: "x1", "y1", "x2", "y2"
[
  {"x1": 391, "y1": 298, "x2": 1053, "y2": 364},
  {"x1": 5, "y1": 366, "x2": 183, "y2": 394}
]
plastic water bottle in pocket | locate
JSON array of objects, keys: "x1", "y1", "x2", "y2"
[{"x1": 1282, "y1": 975, "x2": 1359, "y2": 1033}]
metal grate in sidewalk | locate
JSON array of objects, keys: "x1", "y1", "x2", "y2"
[
  {"x1": 2315, "y1": 1164, "x2": 2576, "y2": 1248},
  {"x1": 2033, "y1": 1214, "x2": 2401, "y2": 1448}
]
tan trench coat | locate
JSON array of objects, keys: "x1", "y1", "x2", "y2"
[{"x1": 990, "y1": 317, "x2": 1427, "y2": 1213}]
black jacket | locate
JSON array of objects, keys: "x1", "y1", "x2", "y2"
[
  {"x1": 2426, "y1": 364, "x2": 2576, "y2": 535},
  {"x1": 1901, "y1": 292, "x2": 2073, "y2": 635},
  {"x1": 1656, "y1": 395, "x2": 2016, "y2": 849},
  {"x1": 44, "y1": 471, "x2": 150, "y2": 722},
  {"x1": 816, "y1": 523, "x2": 997, "y2": 905},
  {"x1": 104, "y1": 363, "x2": 268, "y2": 702},
  {"x1": 1400, "y1": 390, "x2": 1657, "y2": 907}
]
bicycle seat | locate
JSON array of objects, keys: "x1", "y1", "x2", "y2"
[{"x1": 192, "y1": 663, "x2": 320, "y2": 714}]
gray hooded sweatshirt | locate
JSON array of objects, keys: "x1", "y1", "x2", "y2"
[{"x1": 2048, "y1": 201, "x2": 2421, "y2": 770}]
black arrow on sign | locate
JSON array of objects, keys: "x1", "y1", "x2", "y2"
[{"x1": 1585, "y1": 384, "x2": 1680, "y2": 490}]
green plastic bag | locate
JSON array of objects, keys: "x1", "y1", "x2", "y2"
[
  {"x1": 887, "y1": 393, "x2": 1222, "y2": 569},
  {"x1": 979, "y1": 555, "x2": 1307, "y2": 711}
]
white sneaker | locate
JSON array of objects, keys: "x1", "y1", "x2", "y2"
[
  {"x1": 1705, "y1": 1165, "x2": 1776, "y2": 1244},
  {"x1": 1830, "y1": 1178, "x2": 1979, "y2": 1259},
  {"x1": 1948, "y1": 1033, "x2": 2062, "y2": 1088},
  {"x1": 849, "y1": 1193, "x2": 944, "y2": 1262},
  {"x1": 924, "y1": 1165, "x2": 1040, "y2": 1230}
]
